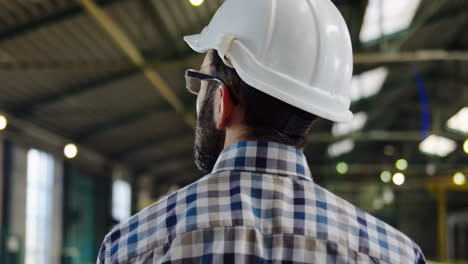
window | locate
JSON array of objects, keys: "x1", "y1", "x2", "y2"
[
  {"x1": 360, "y1": 0, "x2": 421, "y2": 43},
  {"x1": 112, "y1": 180, "x2": 132, "y2": 222},
  {"x1": 25, "y1": 149, "x2": 55, "y2": 264}
]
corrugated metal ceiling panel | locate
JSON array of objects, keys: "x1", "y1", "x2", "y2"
[{"x1": 25, "y1": 71, "x2": 165, "y2": 135}]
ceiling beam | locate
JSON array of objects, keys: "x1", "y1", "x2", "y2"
[
  {"x1": 389, "y1": 1, "x2": 447, "y2": 51},
  {"x1": 309, "y1": 163, "x2": 468, "y2": 176},
  {"x1": 354, "y1": 50, "x2": 468, "y2": 64},
  {"x1": 308, "y1": 130, "x2": 423, "y2": 143},
  {"x1": 3, "y1": 49, "x2": 466, "y2": 72},
  {"x1": 309, "y1": 129, "x2": 466, "y2": 143},
  {"x1": 79, "y1": 0, "x2": 195, "y2": 129},
  {"x1": 12, "y1": 68, "x2": 139, "y2": 117},
  {"x1": 139, "y1": 0, "x2": 180, "y2": 58},
  {"x1": 6, "y1": 51, "x2": 199, "y2": 118},
  {"x1": 0, "y1": 60, "x2": 133, "y2": 71},
  {"x1": 0, "y1": 48, "x2": 196, "y2": 71},
  {"x1": 0, "y1": 110, "x2": 113, "y2": 168},
  {"x1": 0, "y1": 50, "x2": 468, "y2": 72},
  {"x1": 0, "y1": 0, "x2": 122, "y2": 42}
]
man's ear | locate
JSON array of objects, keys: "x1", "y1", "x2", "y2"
[{"x1": 214, "y1": 84, "x2": 235, "y2": 129}]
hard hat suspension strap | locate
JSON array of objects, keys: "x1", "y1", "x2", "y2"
[{"x1": 216, "y1": 34, "x2": 236, "y2": 68}]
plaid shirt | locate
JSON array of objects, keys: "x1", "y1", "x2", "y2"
[{"x1": 98, "y1": 141, "x2": 425, "y2": 264}]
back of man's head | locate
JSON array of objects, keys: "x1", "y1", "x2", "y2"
[{"x1": 208, "y1": 51, "x2": 319, "y2": 148}]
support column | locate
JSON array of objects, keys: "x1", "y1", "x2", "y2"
[{"x1": 437, "y1": 188, "x2": 447, "y2": 261}]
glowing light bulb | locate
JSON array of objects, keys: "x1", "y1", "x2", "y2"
[
  {"x1": 336, "y1": 162, "x2": 349, "y2": 175},
  {"x1": 64, "y1": 144, "x2": 78, "y2": 159},
  {"x1": 395, "y1": 159, "x2": 408, "y2": 171},
  {"x1": 463, "y1": 139, "x2": 468, "y2": 154},
  {"x1": 189, "y1": 0, "x2": 204, "y2": 6},
  {"x1": 380, "y1": 171, "x2": 391, "y2": 183},
  {"x1": 392, "y1": 173, "x2": 405, "y2": 186},
  {"x1": 453, "y1": 172, "x2": 466, "y2": 186},
  {"x1": 0, "y1": 115, "x2": 7, "y2": 130}
]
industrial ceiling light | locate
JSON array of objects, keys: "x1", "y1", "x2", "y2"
[
  {"x1": 350, "y1": 67, "x2": 388, "y2": 102},
  {"x1": 419, "y1": 135, "x2": 456, "y2": 158},
  {"x1": 64, "y1": 143, "x2": 78, "y2": 159},
  {"x1": 380, "y1": 171, "x2": 392, "y2": 183},
  {"x1": 332, "y1": 112, "x2": 368, "y2": 137},
  {"x1": 464, "y1": 139, "x2": 468, "y2": 154},
  {"x1": 392, "y1": 172, "x2": 405, "y2": 186},
  {"x1": 453, "y1": 172, "x2": 466, "y2": 186},
  {"x1": 189, "y1": 0, "x2": 204, "y2": 6},
  {"x1": 328, "y1": 139, "x2": 355, "y2": 158},
  {"x1": 360, "y1": 0, "x2": 422, "y2": 42},
  {"x1": 336, "y1": 162, "x2": 349, "y2": 175},
  {"x1": 395, "y1": 159, "x2": 408, "y2": 171},
  {"x1": 447, "y1": 107, "x2": 468, "y2": 135},
  {"x1": 0, "y1": 114, "x2": 7, "y2": 130}
]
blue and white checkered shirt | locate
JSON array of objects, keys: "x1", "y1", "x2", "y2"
[{"x1": 97, "y1": 141, "x2": 425, "y2": 264}]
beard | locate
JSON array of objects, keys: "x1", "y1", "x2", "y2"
[{"x1": 194, "y1": 91, "x2": 226, "y2": 174}]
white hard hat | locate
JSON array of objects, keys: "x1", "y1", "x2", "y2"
[{"x1": 184, "y1": 0, "x2": 354, "y2": 122}]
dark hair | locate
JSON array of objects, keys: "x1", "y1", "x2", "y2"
[{"x1": 208, "y1": 50, "x2": 319, "y2": 148}]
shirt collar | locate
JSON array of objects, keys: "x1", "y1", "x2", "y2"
[{"x1": 212, "y1": 141, "x2": 313, "y2": 182}]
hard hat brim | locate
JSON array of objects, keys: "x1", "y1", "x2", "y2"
[{"x1": 184, "y1": 34, "x2": 209, "y2": 54}]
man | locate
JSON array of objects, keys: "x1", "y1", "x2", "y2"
[{"x1": 98, "y1": 0, "x2": 425, "y2": 263}]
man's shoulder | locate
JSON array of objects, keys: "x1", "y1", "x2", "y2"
[
  {"x1": 98, "y1": 174, "x2": 215, "y2": 263},
  {"x1": 313, "y1": 184, "x2": 425, "y2": 263}
]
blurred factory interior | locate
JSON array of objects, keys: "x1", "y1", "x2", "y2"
[{"x1": 0, "y1": 0, "x2": 467, "y2": 263}]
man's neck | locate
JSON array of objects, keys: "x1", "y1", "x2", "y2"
[
  {"x1": 223, "y1": 124, "x2": 249, "y2": 150},
  {"x1": 223, "y1": 126, "x2": 303, "y2": 152}
]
